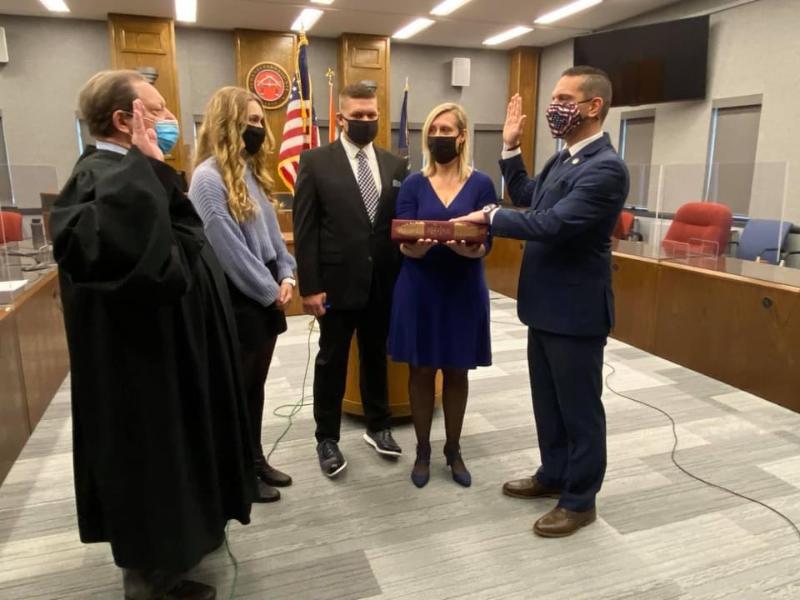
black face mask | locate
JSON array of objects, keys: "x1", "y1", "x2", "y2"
[
  {"x1": 345, "y1": 118, "x2": 379, "y2": 146},
  {"x1": 242, "y1": 125, "x2": 266, "y2": 155},
  {"x1": 428, "y1": 136, "x2": 460, "y2": 165}
]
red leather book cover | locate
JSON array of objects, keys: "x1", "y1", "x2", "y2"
[{"x1": 391, "y1": 219, "x2": 488, "y2": 243}]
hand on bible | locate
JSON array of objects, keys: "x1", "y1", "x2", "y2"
[
  {"x1": 277, "y1": 281, "x2": 293, "y2": 308},
  {"x1": 131, "y1": 99, "x2": 165, "y2": 162},
  {"x1": 446, "y1": 240, "x2": 486, "y2": 258},
  {"x1": 302, "y1": 292, "x2": 327, "y2": 318},
  {"x1": 452, "y1": 210, "x2": 488, "y2": 225},
  {"x1": 503, "y1": 94, "x2": 526, "y2": 149},
  {"x1": 400, "y1": 239, "x2": 437, "y2": 259}
]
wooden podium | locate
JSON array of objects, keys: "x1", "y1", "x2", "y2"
[{"x1": 342, "y1": 336, "x2": 442, "y2": 418}]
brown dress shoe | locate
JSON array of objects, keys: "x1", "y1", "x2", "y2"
[
  {"x1": 533, "y1": 506, "x2": 597, "y2": 538},
  {"x1": 502, "y1": 477, "x2": 560, "y2": 499}
]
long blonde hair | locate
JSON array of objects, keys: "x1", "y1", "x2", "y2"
[
  {"x1": 421, "y1": 102, "x2": 472, "y2": 182},
  {"x1": 194, "y1": 86, "x2": 276, "y2": 223}
]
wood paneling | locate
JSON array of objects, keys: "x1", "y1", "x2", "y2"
[
  {"x1": 338, "y1": 34, "x2": 391, "y2": 150},
  {"x1": 281, "y1": 232, "x2": 303, "y2": 318},
  {"x1": 108, "y1": 14, "x2": 186, "y2": 172},
  {"x1": 484, "y1": 237, "x2": 523, "y2": 300},
  {"x1": 654, "y1": 262, "x2": 800, "y2": 412},
  {"x1": 507, "y1": 47, "x2": 540, "y2": 175},
  {"x1": 0, "y1": 270, "x2": 69, "y2": 484},
  {"x1": 235, "y1": 30, "x2": 298, "y2": 194},
  {"x1": 0, "y1": 311, "x2": 30, "y2": 486},
  {"x1": 14, "y1": 273, "x2": 70, "y2": 429},
  {"x1": 343, "y1": 336, "x2": 442, "y2": 419},
  {"x1": 486, "y1": 240, "x2": 800, "y2": 413},
  {"x1": 610, "y1": 254, "x2": 660, "y2": 353}
]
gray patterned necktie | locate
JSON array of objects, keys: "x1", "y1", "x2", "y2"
[{"x1": 356, "y1": 149, "x2": 379, "y2": 223}]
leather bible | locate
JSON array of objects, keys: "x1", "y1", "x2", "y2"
[{"x1": 391, "y1": 219, "x2": 488, "y2": 244}]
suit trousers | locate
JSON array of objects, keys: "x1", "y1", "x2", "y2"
[
  {"x1": 313, "y1": 278, "x2": 393, "y2": 442},
  {"x1": 527, "y1": 327, "x2": 607, "y2": 511}
]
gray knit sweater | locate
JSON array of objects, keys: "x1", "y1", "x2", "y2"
[{"x1": 189, "y1": 158, "x2": 296, "y2": 307}]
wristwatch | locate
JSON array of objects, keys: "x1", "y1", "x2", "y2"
[
  {"x1": 482, "y1": 203, "x2": 498, "y2": 223},
  {"x1": 282, "y1": 277, "x2": 296, "y2": 287}
]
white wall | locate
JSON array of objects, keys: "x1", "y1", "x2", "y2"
[
  {"x1": 534, "y1": 0, "x2": 800, "y2": 224},
  {"x1": 0, "y1": 16, "x2": 108, "y2": 209}
]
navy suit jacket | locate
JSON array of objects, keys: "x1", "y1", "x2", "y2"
[{"x1": 493, "y1": 133, "x2": 629, "y2": 337}]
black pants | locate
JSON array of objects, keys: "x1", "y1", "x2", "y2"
[
  {"x1": 528, "y1": 328, "x2": 607, "y2": 512},
  {"x1": 228, "y1": 279, "x2": 286, "y2": 461},
  {"x1": 313, "y1": 286, "x2": 392, "y2": 442}
]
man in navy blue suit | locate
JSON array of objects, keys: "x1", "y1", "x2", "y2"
[{"x1": 457, "y1": 66, "x2": 629, "y2": 537}]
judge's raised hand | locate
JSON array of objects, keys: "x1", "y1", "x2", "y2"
[
  {"x1": 503, "y1": 94, "x2": 527, "y2": 149},
  {"x1": 130, "y1": 99, "x2": 165, "y2": 162}
]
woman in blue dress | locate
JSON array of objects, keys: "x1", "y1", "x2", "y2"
[{"x1": 388, "y1": 103, "x2": 494, "y2": 489}]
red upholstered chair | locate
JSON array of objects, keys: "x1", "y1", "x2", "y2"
[
  {"x1": 612, "y1": 211, "x2": 634, "y2": 240},
  {"x1": 0, "y1": 210, "x2": 24, "y2": 244},
  {"x1": 662, "y1": 202, "x2": 733, "y2": 256}
]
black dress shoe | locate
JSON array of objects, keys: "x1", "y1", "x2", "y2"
[
  {"x1": 363, "y1": 429, "x2": 402, "y2": 457},
  {"x1": 253, "y1": 478, "x2": 281, "y2": 503},
  {"x1": 255, "y1": 458, "x2": 293, "y2": 487},
  {"x1": 317, "y1": 439, "x2": 347, "y2": 478},
  {"x1": 158, "y1": 580, "x2": 216, "y2": 600}
]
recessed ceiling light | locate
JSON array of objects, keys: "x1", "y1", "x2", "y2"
[
  {"x1": 535, "y1": 0, "x2": 603, "y2": 25},
  {"x1": 175, "y1": 0, "x2": 197, "y2": 23},
  {"x1": 393, "y1": 18, "x2": 436, "y2": 40},
  {"x1": 483, "y1": 26, "x2": 533, "y2": 46},
  {"x1": 430, "y1": 0, "x2": 472, "y2": 16},
  {"x1": 39, "y1": 0, "x2": 70, "y2": 12},
  {"x1": 291, "y1": 8, "x2": 324, "y2": 32},
  {"x1": 310, "y1": 0, "x2": 335, "y2": 4}
]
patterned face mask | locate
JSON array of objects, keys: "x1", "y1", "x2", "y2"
[{"x1": 545, "y1": 99, "x2": 592, "y2": 138}]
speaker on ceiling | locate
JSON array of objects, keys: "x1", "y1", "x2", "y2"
[{"x1": 451, "y1": 57, "x2": 470, "y2": 87}]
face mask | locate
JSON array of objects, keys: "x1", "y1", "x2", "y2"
[
  {"x1": 428, "y1": 136, "x2": 460, "y2": 165},
  {"x1": 242, "y1": 125, "x2": 267, "y2": 155},
  {"x1": 344, "y1": 118, "x2": 378, "y2": 146},
  {"x1": 154, "y1": 119, "x2": 180, "y2": 154},
  {"x1": 545, "y1": 100, "x2": 591, "y2": 138}
]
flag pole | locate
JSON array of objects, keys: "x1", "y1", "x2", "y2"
[{"x1": 326, "y1": 68, "x2": 336, "y2": 143}]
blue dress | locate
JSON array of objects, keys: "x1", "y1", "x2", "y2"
[{"x1": 388, "y1": 170, "x2": 494, "y2": 369}]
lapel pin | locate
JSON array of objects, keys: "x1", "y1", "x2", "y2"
[{"x1": 572, "y1": 158, "x2": 580, "y2": 165}]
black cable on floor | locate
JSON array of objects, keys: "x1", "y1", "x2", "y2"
[
  {"x1": 488, "y1": 295, "x2": 800, "y2": 544},
  {"x1": 604, "y1": 362, "x2": 800, "y2": 544}
]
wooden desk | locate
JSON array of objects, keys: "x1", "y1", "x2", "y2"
[
  {"x1": 0, "y1": 268, "x2": 70, "y2": 484},
  {"x1": 484, "y1": 237, "x2": 800, "y2": 413},
  {"x1": 280, "y1": 232, "x2": 304, "y2": 317}
]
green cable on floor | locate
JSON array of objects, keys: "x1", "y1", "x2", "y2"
[
  {"x1": 225, "y1": 317, "x2": 318, "y2": 599},
  {"x1": 224, "y1": 522, "x2": 239, "y2": 600}
]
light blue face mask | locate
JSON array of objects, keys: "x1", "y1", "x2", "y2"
[{"x1": 154, "y1": 120, "x2": 180, "y2": 154}]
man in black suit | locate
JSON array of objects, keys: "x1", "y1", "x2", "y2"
[
  {"x1": 458, "y1": 67, "x2": 629, "y2": 537},
  {"x1": 293, "y1": 83, "x2": 408, "y2": 477}
]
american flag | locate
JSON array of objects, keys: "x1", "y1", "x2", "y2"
[{"x1": 278, "y1": 32, "x2": 320, "y2": 193}]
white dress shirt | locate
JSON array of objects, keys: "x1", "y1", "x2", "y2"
[
  {"x1": 340, "y1": 132, "x2": 383, "y2": 196},
  {"x1": 491, "y1": 131, "x2": 607, "y2": 223},
  {"x1": 96, "y1": 140, "x2": 129, "y2": 155}
]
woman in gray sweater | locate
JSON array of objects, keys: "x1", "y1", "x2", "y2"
[{"x1": 189, "y1": 86, "x2": 296, "y2": 503}]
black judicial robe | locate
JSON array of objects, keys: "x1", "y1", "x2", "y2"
[{"x1": 51, "y1": 146, "x2": 255, "y2": 572}]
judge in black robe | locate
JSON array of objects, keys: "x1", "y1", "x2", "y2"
[{"x1": 51, "y1": 96, "x2": 255, "y2": 594}]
